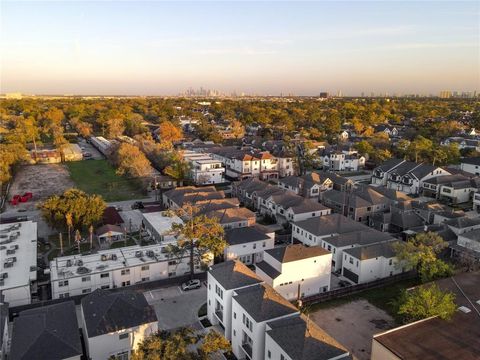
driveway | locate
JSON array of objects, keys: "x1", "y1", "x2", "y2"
[{"x1": 144, "y1": 284, "x2": 207, "y2": 330}]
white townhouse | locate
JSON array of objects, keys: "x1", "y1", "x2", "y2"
[
  {"x1": 341, "y1": 240, "x2": 404, "y2": 284},
  {"x1": 224, "y1": 226, "x2": 275, "y2": 265},
  {"x1": 265, "y1": 316, "x2": 350, "y2": 360},
  {"x1": 0, "y1": 220, "x2": 37, "y2": 307},
  {"x1": 256, "y1": 244, "x2": 331, "y2": 300},
  {"x1": 259, "y1": 192, "x2": 331, "y2": 224},
  {"x1": 50, "y1": 243, "x2": 212, "y2": 299},
  {"x1": 207, "y1": 261, "x2": 264, "y2": 341},
  {"x1": 460, "y1": 157, "x2": 480, "y2": 175},
  {"x1": 81, "y1": 289, "x2": 158, "y2": 360},
  {"x1": 321, "y1": 150, "x2": 365, "y2": 172},
  {"x1": 422, "y1": 174, "x2": 480, "y2": 204},
  {"x1": 231, "y1": 283, "x2": 299, "y2": 360},
  {"x1": 182, "y1": 150, "x2": 225, "y2": 185},
  {"x1": 456, "y1": 228, "x2": 480, "y2": 254},
  {"x1": 444, "y1": 217, "x2": 480, "y2": 235},
  {"x1": 372, "y1": 159, "x2": 451, "y2": 194}
]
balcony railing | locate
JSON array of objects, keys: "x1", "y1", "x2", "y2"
[
  {"x1": 241, "y1": 343, "x2": 253, "y2": 359},
  {"x1": 215, "y1": 309, "x2": 223, "y2": 322}
]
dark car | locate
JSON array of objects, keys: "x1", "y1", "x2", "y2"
[{"x1": 131, "y1": 201, "x2": 145, "y2": 210}]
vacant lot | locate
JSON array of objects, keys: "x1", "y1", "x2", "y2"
[
  {"x1": 310, "y1": 299, "x2": 394, "y2": 360},
  {"x1": 66, "y1": 160, "x2": 145, "y2": 202},
  {"x1": 7, "y1": 164, "x2": 74, "y2": 210}
]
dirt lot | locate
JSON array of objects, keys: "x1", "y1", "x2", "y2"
[
  {"x1": 310, "y1": 299, "x2": 395, "y2": 360},
  {"x1": 6, "y1": 164, "x2": 74, "y2": 210}
]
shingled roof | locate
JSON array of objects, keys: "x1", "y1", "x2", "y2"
[
  {"x1": 9, "y1": 301, "x2": 82, "y2": 360},
  {"x1": 266, "y1": 244, "x2": 330, "y2": 263},
  {"x1": 209, "y1": 260, "x2": 263, "y2": 290},
  {"x1": 81, "y1": 289, "x2": 157, "y2": 338},
  {"x1": 294, "y1": 214, "x2": 368, "y2": 237},
  {"x1": 267, "y1": 315, "x2": 349, "y2": 360}
]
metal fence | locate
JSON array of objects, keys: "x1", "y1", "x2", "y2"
[{"x1": 301, "y1": 271, "x2": 417, "y2": 306}]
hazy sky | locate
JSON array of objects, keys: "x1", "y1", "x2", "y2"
[{"x1": 1, "y1": 1, "x2": 479, "y2": 96}]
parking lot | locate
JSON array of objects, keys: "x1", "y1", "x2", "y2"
[
  {"x1": 144, "y1": 283, "x2": 207, "y2": 330},
  {"x1": 77, "y1": 138, "x2": 104, "y2": 160}
]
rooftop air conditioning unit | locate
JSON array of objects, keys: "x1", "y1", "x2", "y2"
[{"x1": 458, "y1": 306, "x2": 471, "y2": 313}]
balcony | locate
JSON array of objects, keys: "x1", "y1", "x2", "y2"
[{"x1": 241, "y1": 343, "x2": 253, "y2": 359}]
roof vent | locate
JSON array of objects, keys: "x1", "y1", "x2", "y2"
[{"x1": 458, "y1": 306, "x2": 471, "y2": 313}]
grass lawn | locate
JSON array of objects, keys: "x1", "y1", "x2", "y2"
[
  {"x1": 66, "y1": 160, "x2": 146, "y2": 202},
  {"x1": 310, "y1": 278, "x2": 420, "y2": 324},
  {"x1": 110, "y1": 238, "x2": 137, "y2": 248}
]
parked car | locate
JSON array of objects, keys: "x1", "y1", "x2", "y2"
[
  {"x1": 131, "y1": 201, "x2": 144, "y2": 210},
  {"x1": 181, "y1": 279, "x2": 201, "y2": 291}
]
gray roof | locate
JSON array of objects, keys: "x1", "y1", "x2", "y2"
[
  {"x1": 270, "y1": 193, "x2": 329, "y2": 213},
  {"x1": 267, "y1": 316, "x2": 348, "y2": 360},
  {"x1": 81, "y1": 289, "x2": 157, "y2": 338},
  {"x1": 294, "y1": 214, "x2": 368, "y2": 237},
  {"x1": 344, "y1": 240, "x2": 398, "y2": 260},
  {"x1": 256, "y1": 261, "x2": 281, "y2": 279},
  {"x1": 327, "y1": 229, "x2": 394, "y2": 248},
  {"x1": 225, "y1": 226, "x2": 270, "y2": 246},
  {"x1": 9, "y1": 301, "x2": 82, "y2": 360},
  {"x1": 445, "y1": 216, "x2": 480, "y2": 229},
  {"x1": 458, "y1": 228, "x2": 480, "y2": 242},
  {"x1": 461, "y1": 157, "x2": 480, "y2": 166},
  {"x1": 233, "y1": 283, "x2": 298, "y2": 322},
  {"x1": 163, "y1": 186, "x2": 223, "y2": 206},
  {"x1": 234, "y1": 178, "x2": 270, "y2": 193},
  {"x1": 209, "y1": 261, "x2": 263, "y2": 290},
  {"x1": 375, "y1": 158, "x2": 405, "y2": 172},
  {"x1": 266, "y1": 244, "x2": 330, "y2": 263}
]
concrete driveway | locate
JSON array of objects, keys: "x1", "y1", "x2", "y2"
[{"x1": 144, "y1": 284, "x2": 207, "y2": 330}]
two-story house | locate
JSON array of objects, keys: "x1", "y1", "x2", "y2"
[
  {"x1": 224, "y1": 226, "x2": 275, "y2": 264},
  {"x1": 256, "y1": 244, "x2": 331, "y2": 300}
]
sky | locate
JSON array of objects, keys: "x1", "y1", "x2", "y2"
[{"x1": 1, "y1": 1, "x2": 479, "y2": 96}]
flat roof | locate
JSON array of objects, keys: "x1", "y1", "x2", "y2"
[
  {"x1": 373, "y1": 272, "x2": 480, "y2": 360},
  {"x1": 141, "y1": 211, "x2": 183, "y2": 236},
  {"x1": 50, "y1": 243, "x2": 183, "y2": 281},
  {"x1": 0, "y1": 221, "x2": 37, "y2": 290}
]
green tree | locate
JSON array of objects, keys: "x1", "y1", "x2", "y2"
[
  {"x1": 397, "y1": 284, "x2": 456, "y2": 323},
  {"x1": 393, "y1": 232, "x2": 453, "y2": 283},
  {"x1": 168, "y1": 204, "x2": 225, "y2": 278},
  {"x1": 199, "y1": 330, "x2": 231, "y2": 359},
  {"x1": 39, "y1": 188, "x2": 106, "y2": 231},
  {"x1": 164, "y1": 152, "x2": 191, "y2": 183}
]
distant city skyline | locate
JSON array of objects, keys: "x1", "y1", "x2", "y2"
[{"x1": 1, "y1": 1, "x2": 478, "y2": 96}]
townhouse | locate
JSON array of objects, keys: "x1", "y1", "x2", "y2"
[
  {"x1": 209, "y1": 147, "x2": 280, "y2": 181},
  {"x1": 50, "y1": 243, "x2": 212, "y2": 299},
  {"x1": 292, "y1": 214, "x2": 396, "y2": 272},
  {"x1": 256, "y1": 244, "x2": 331, "y2": 300},
  {"x1": 207, "y1": 261, "x2": 264, "y2": 341},
  {"x1": 224, "y1": 226, "x2": 275, "y2": 264},
  {"x1": 374, "y1": 124, "x2": 399, "y2": 137},
  {"x1": 9, "y1": 301, "x2": 82, "y2": 360},
  {"x1": 81, "y1": 289, "x2": 158, "y2": 360},
  {"x1": 181, "y1": 150, "x2": 225, "y2": 185},
  {"x1": 0, "y1": 220, "x2": 37, "y2": 307},
  {"x1": 259, "y1": 191, "x2": 331, "y2": 224},
  {"x1": 342, "y1": 240, "x2": 405, "y2": 284},
  {"x1": 460, "y1": 157, "x2": 480, "y2": 175},
  {"x1": 372, "y1": 159, "x2": 451, "y2": 194},
  {"x1": 233, "y1": 178, "x2": 271, "y2": 208},
  {"x1": 444, "y1": 216, "x2": 480, "y2": 236},
  {"x1": 207, "y1": 261, "x2": 350, "y2": 360},
  {"x1": 277, "y1": 171, "x2": 353, "y2": 199},
  {"x1": 422, "y1": 173, "x2": 480, "y2": 204},
  {"x1": 456, "y1": 228, "x2": 480, "y2": 254},
  {"x1": 320, "y1": 148, "x2": 365, "y2": 171},
  {"x1": 204, "y1": 207, "x2": 256, "y2": 229},
  {"x1": 321, "y1": 186, "x2": 391, "y2": 224}
]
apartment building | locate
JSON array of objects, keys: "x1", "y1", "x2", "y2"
[
  {"x1": 460, "y1": 157, "x2": 480, "y2": 175},
  {"x1": 81, "y1": 289, "x2": 158, "y2": 360},
  {"x1": 256, "y1": 244, "x2": 331, "y2": 300},
  {"x1": 0, "y1": 221, "x2": 37, "y2": 307},
  {"x1": 50, "y1": 243, "x2": 211, "y2": 299}
]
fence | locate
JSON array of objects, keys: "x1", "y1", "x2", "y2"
[{"x1": 301, "y1": 271, "x2": 417, "y2": 306}]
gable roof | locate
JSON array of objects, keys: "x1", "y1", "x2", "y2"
[
  {"x1": 9, "y1": 301, "x2": 82, "y2": 360},
  {"x1": 294, "y1": 214, "x2": 368, "y2": 237},
  {"x1": 267, "y1": 315, "x2": 348, "y2": 360},
  {"x1": 81, "y1": 289, "x2": 157, "y2": 338},
  {"x1": 209, "y1": 260, "x2": 263, "y2": 290},
  {"x1": 233, "y1": 283, "x2": 298, "y2": 322},
  {"x1": 344, "y1": 240, "x2": 398, "y2": 260},
  {"x1": 461, "y1": 157, "x2": 480, "y2": 166},
  {"x1": 102, "y1": 206, "x2": 124, "y2": 225},
  {"x1": 375, "y1": 158, "x2": 405, "y2": 172},
  {"x1": 96, "y1": 224, "x2": 124, "y2": 236},
  {"x1": 266, "y1": 244, "x2": 330, "y2": 263},
  {"x1": 225, "y1": 226, "x2": 270, "y2": 246},
  {"x1": 327, "y1": 229, "x2": 394, "y2": 248}
]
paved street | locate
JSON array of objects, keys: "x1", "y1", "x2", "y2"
[{"x1": 144, "y1": 284, "x2": 207, "y2": 330}]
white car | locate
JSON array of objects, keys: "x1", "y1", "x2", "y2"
[{"x1": 181, "y1": 279, "x2": 201, "y2": 291}]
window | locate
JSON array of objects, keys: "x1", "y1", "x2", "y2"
[
  {"x1": 119, "y1": 333, "x2": 129, "y2": 340},
  {"x1": 267, "y1": 350, "x2": 271, "y2": 358},
  {"x1": 59, "y1": 293, "x2": 69, "y2": 298},
  {"x1": 253, "y1": 243, "x2": 257, "y2": 249},
  {"x1": 100, "y1": 273, "x2": 109, "y2": 278},
  {"x1": 168, "y1": 260, "x2": 177, "y2": 265},
  {"x1": 349, "y1": 257, "x2": 353, "y2": 264},
  {"x1": 141, "y1": 265, "x2": 150, "y2": 271},
  {"x1": 121, "y1": 269, "x2": 130, "y2": 276},
  {"x1": 327, "y1": 245, "x2": 331, "y2": 251},
  {"x1": 81, "y1": 276, "x2": 91, "y2": 282},
  {"x1": 116, "y1": 351, "x2": 129, "y2": 360},
  {"x1": 101, "y1": 285, "x2": 110, "y2": 289},
  {"x1": 82, "y1": 288, "x2": 91, "y2": 294},
  {"x1": 215, "y1": 285, "x2": 224, "y2": 299},
  {"x1": 142, "y1": 277, "x2": 150, "y2": 282},
  {"x1": 58, "y1": 280, "x2": 68, "y2": 287},
  {"x1": 243, "y1": 313, "x2": 253, "y2": 331},
  {"x1": 234, "y1": 312, "x2": 236, "y2": 319},
  {"x1": 281, "y1": 355, "x2": 286, "y2": 360},
  {"x1": 356, "y1": 261, "x2": 359, "y2": 267},
  {"x1": 312, "y1": 212, "x2": 316, "y2": 217},
  {"x1": 389, "y1": 259, "x2": 393, "y2": 266},
  {"x1": 122, "y1": 281, "x2": 131, "y2": 287},
  {"x1": 262, "y1": 242, "x2": 266, "y2": 248}
]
